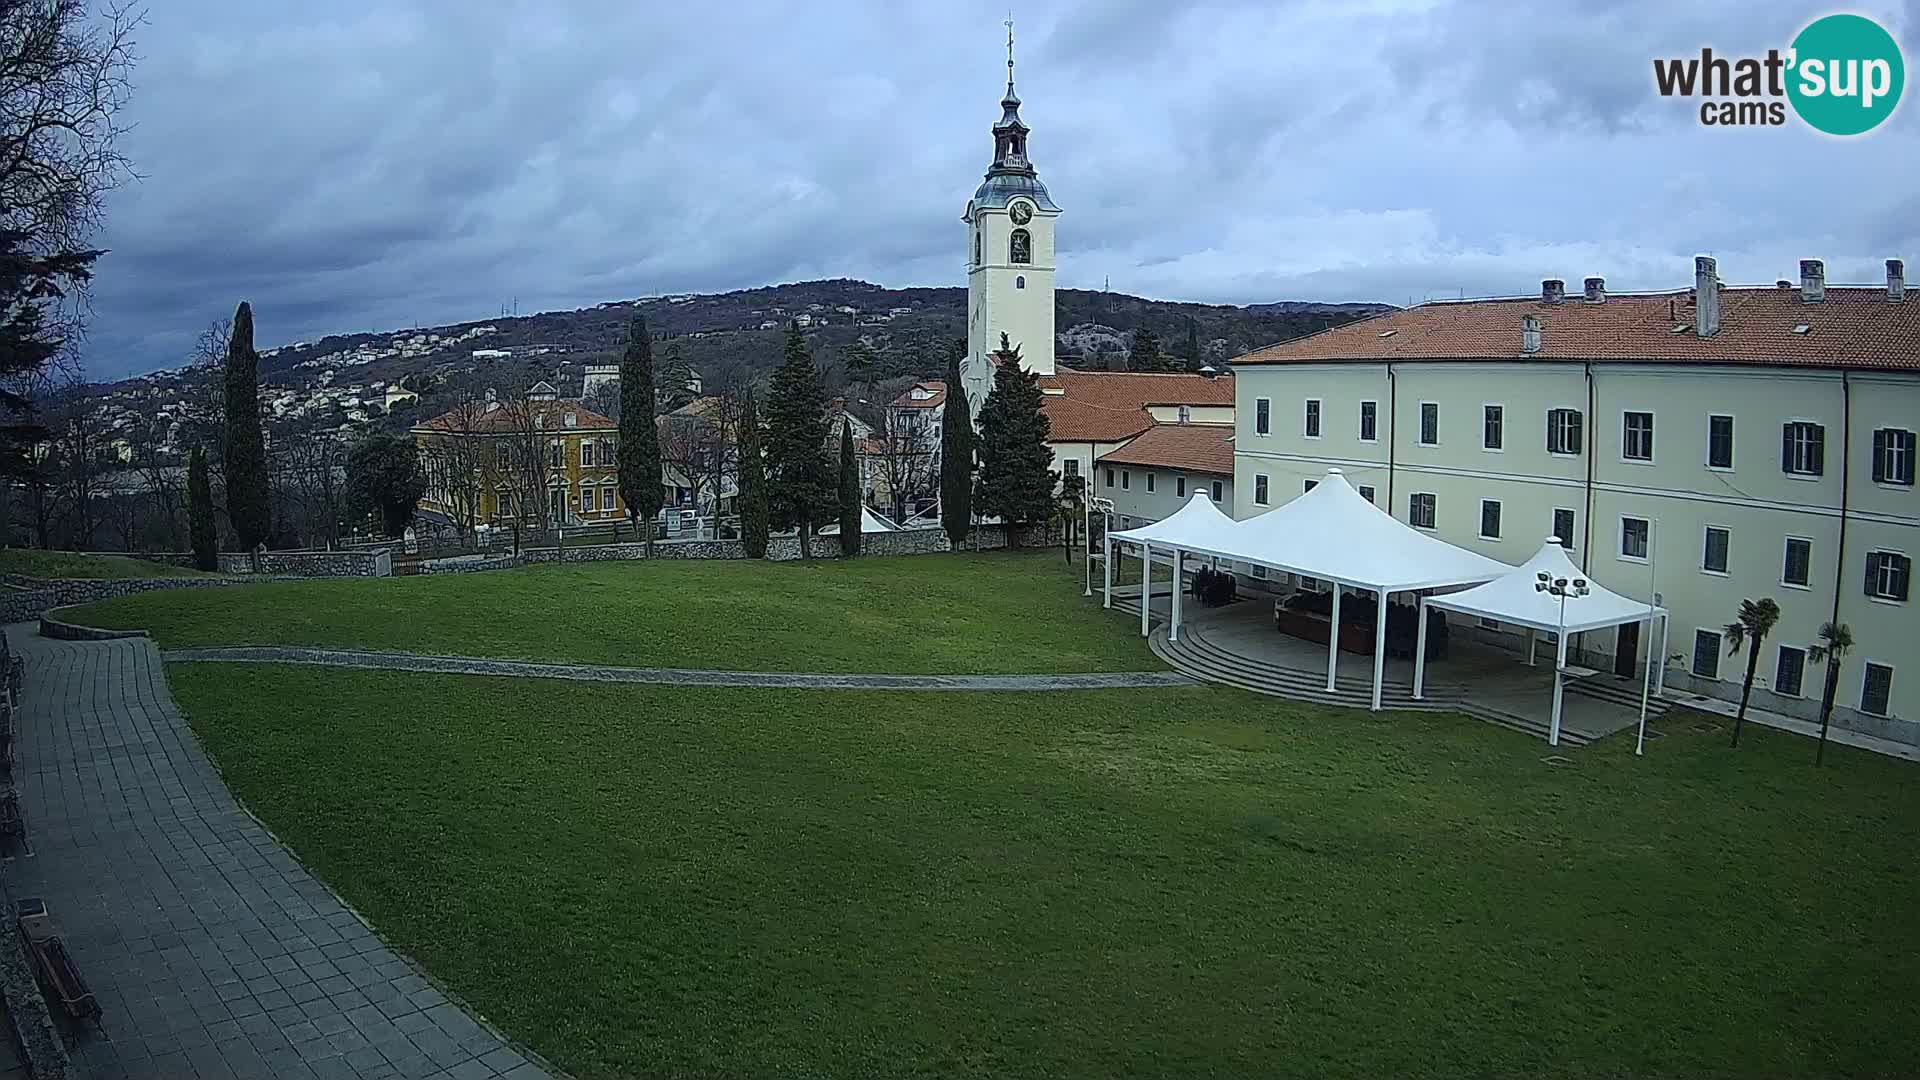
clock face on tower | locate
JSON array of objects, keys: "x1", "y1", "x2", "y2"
[{"x1": 1009, "y1": 201, "x2": 1033, "y2": 225}]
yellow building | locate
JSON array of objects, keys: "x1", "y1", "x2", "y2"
[{"x1": 411, "y1": 383, "x2": 625, "y2": 528}]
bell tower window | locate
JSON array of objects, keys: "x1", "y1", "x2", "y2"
[
  {"x1": 1010, "y1": 228, "x2": 1031, "y2": 265},
  {"x1": 1016, "y1": 276, "x2": 1025, "y2": 289},
  {"x1": 973, "y1": 230, "x2": 981, "y2": 266}
]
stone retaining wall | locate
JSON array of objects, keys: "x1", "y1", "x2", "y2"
[
  {"x1": 415, "y1": 523, "x2": 1062, "y2": 574},
  {"x1": 97, "y1": 550, "x2": 390, "y2": 577},
  {"x1": 1, "y1": 575, "x2": 253, "y2": 623}
]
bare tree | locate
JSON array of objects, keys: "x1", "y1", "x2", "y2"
[
  {"x1": 495, "y1": 387, "x2": 559, "y2": 549},
  {"x1": 658, "y1": 400, "x2": 733, "y2": 526},
  {"x1": 415, "y1": 374, "x2": 493, "y2": 542},
  {"x1": 868, "y1": 406, "x2": 937, "y2": 524}
]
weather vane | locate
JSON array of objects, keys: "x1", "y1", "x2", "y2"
[{"x1": 1005, "y1": 14, "x2": 1015, "y2": 82}]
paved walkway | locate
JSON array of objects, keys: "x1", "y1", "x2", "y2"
[
  {"x1": 161, "y1": 646, "x2": 1195, "y2": 691},
  {"x1": 2, "y1": 629, "x2": 555, "y2": 1080}
]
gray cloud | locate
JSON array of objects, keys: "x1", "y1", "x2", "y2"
[{"x1": 80, "y1": 0, "x2": 1920, "y2": 378}]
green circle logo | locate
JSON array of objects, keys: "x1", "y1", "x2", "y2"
[{"x1": 1787, "y1": 14, "x2": 1904, "y2": 135}]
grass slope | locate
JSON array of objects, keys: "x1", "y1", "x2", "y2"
[
  {"x1": 171, "y1": 664, "x2": 1920, "y2": 1079},
  {"x1": 0, "y1": 549, "x2": 213, "y2": 579},
  {"x1": 65, "y1": 552, "x2": 1149, "y2": 674}
]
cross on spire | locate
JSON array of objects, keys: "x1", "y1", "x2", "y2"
[{"x1": 1005, "y1": 15, "x2": 1015, "y2": 89}]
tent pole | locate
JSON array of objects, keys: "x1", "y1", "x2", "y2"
[
  {"x1": 1635, "y1": 614, "x2": 1654, "y2": 757},
  {"x1": 1527, "y1": 627, "x2": 1537, "y2": 666},
  {"x1": 1326, "y1": 586, "x2": 1342, "y2": 691},
  {"x1": 1549, "y1": 630, "x2": 1568, "y2": 747},
  {"x1": 1370, "y1": 586, "x2": 1388, "y2": 711},
  {"x1": 1140, "y1": 542, "x2": 1152, "y2": 638},
  {"x1": 1654, "y1": 612, "x2": 1668, "y2": 698},
  {"x1": 1413, "y1": 598, "x2": 1430, "y2": 699},
  {"x1": 1171, "y1": 548, "x2": 1183, "y2": 643},
  {"x1": 1102, "y1": 534, "x2": 1113, "y2": 608}
]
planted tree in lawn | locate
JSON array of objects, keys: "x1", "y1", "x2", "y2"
[
  {"x1": 837, "y1": 420, "x2": 861, "y2": 557},
  {"x1": 617, "y1": 315, "x2": 664, "y2": 554},
  {"x1": 939, "y1": 339, "x2": 972, "y2": 548},
  {"x1": 223, "y1": 302, "x2": 272, "y2": 549},
  {"x1": 1055, "y1": 471, "x2": 1085, "y2": 564},
  {"x1": 346, "y1": 433, "x2": 427, "y2": 538},
  {"x1": 764, "y1": 323, "x2": 834, "y2": 559},
  {"x1": 1807, "y1": 621, "x2": 1854, "y2": 767},
  {"x1": 1723, "y1": 597, "x2": 1782, "y2": 748},
  {"x1": 187, "y1": 445, "x2": 217, "y2": 571},
  {"x1": 973, "y1": 337, "x2": 1056, "y2": 547},
  {"x1": 736, "y1": 391, "x2": 770, "y2": 558}
]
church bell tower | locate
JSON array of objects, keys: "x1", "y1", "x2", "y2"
[{"x1": 961, "y1": 23, "x2": 1059, "y2": 409}]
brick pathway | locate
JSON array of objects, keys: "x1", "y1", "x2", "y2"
[
  {"x1": 1, "y1": 628, "x2": 555, "y2": 1080},
  {"x1": 161, "y1": 646, "x2": 1195, "y2": 691}
]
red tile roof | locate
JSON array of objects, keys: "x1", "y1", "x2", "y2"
[
  {"x1": 413, "y1": 399, "x2": 617, "y2": 435},
  {"x1": 1234, "y1": 286, "x2": 1920, "y2": 371},
  {"x1": 1038, "y1": 366, "x2": 1236, "y2": 442},
  {"x1": 1096, "y1": 423, "x2": 1235, "y2": 475},
  {"x1": 889, "y1": 380, "x2": 948, "y2": 409}
]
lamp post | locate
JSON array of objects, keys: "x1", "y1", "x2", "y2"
[
  {"x1": 1535, "y1": 570, "x2": 1590, "y2": 747},
  {"x1": 1086, "y1": 495, "x2": 1114, "y2": 598}
]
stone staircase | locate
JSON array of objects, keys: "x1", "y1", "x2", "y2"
[
  {"x1": 1567, "y1": 672, "x2": 1673, "y2": 721},
  {"x1": 1139, "y1": 608, "x2": 1599, "y2": 746}
]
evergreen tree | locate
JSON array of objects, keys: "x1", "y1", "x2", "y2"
[
  {"x1": 616, "y1": 316, "x2": 664, "y2": 553},
  {"x1": 763, "y1": 323, "x2": 834, "y2": 558},
  {"x1": 346, "y1": 433, "x2": 427, "y2": 538},
  {"x1": 1184, "y1": 317, "x2": 1202, "y2": 365},
  {"x1": 1129, "y1": 326, "x2": 1167, "y2": 372},
  {"x1": 187, "y1": 446, "x2": 217, "y2": 571},
  {"x1": 837, "y1": 420, "x2": 862, "y2": 557},
  {"x1": 222, "y1": 302, "x2": 272, "y2": 548},
  {"x1": 736, "y1": 391, "x2": 770, "y2": 558},
  {"x1": 939, "y1": 339, "x2": 973, "y2": 549},
  {"x1": 974, "y1": 336, "x2": 1056, "y2": 547}
]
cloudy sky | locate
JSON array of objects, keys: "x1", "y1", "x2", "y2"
[{"x1": 83, "y1": 0, "x2": 1919, "y2": 379}]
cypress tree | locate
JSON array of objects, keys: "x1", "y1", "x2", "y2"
[
  {"x1": 188, "y1": 446, "x2": 218, "y2": 571},
  {"x1": 222, "y1": 301, "x2": 271, "y2": 548},
  {"x1": 1184, "y1": 317, "x2": 1201, "y2": 365},
  {"x1": 974, "y1": 341, "x2": 1055, "y2": 548},
  {"x1": 616, "y1": 315, "x2": 664, "y2": 553},
  {"x1": 837, "y1": 420, "x2": 862, "y2": 557},
  {"x1": 939, "y1": 339, "x2": 973, "y2": 549},
  {"x1": 763, "y1": 323, "x2": 834, "y2": 559},
  {"x1": 1129, "y1": 326, "x2": 1166, "y2": 373},
  {"x1": 736, "y1": 392, "x2": 770, "y2": 558}
]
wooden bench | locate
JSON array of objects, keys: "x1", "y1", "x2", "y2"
[{"x1": 16, "y1": 899, "x2": 100, "y2": 1024}]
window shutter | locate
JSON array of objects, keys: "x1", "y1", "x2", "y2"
[
  {"x1": 1899, "y1": 556, "x2": 1912, "y2": 601},
  {"x1": 1872, "y1": 429, "x2": 1888, "y2": 483},
  {"x1": 1865, "y1": 553, "x2": 1879, "y2": 597},
  {"x1": 1546, "y1": 413, "x2": 1555, "y2": 453},
  {"x1": 1571, "y1": 412, "x2": 1583, "y2": 455},
  {"x1": 1812, "y1": 425, "x2": 1825, "y2": 475},
  {"x1": 1782, "y1": 424, "x2": 1793, "y2": 472}
]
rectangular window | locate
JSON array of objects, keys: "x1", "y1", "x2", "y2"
[
  {"x1": 1121, "y1": 470, "x2": 1130, "y2": 490},
  {"x1": 1358, "y1": 484, "x2": 1375, "y2": 504},
  {"x1": 1783, "y1": 537, "x2": 1813, "y2": 587},
  {"x1": 1250, "y1": 563, "x2": 1268, "y2": 580},
  {"x1": 1483, "y1": 405, "x2": 1504, "y2": 450},
  {"x1": 1359, "y1": 401, "x2": 1378, "y2": 442},
  {"x1": 1775, "y1": 645, "x2": 1806, "y2": 698},
  {"x1": 1304, "y1": 399, "x2": 1322, "y2": 438},
  {"x1": 580, "y1": 442, "x2": 594, "y2": 468},
  {"x1": 1410, "y1": 492, "x2": 1437, "y2": 530},
  {"x1": 1105, "y1": 467, "x2": 1114, "y2": 487},
  {"x1": 1418, "y1": 402, "x2": 1439, "y2": 446},
  {"x1": 1254, "y1": 474, "x2": 1269, "y2": 505},
  {"x1": 603, "y1": 487, "x2": 616, "y2": 511},
  {"x1": 1175, "y1": 476, "x2": 1186, "y2": 497},
  {"x1": 1708, "y1": 414, "x2": 1735, "y2": 469},
  {"x1": 1479, "y1": 499, "x2": 1501, "y2": 539},
  {"x1": 1547, "y1": 408, "x2": 1583, "y2": 456},
  {"x1": 1782, "y1": 421, "x2": 1825, "y2": 476},
  {"x1": 1692, "y1": 629, "x2": 1723, "y2": 679},
  {"x1": 1063, "y1": 459, "x2": 1079, "y2": 477},
  {"x1": 1866, "y1": 551, "x2": 1911, "y2": 602},
  {"x1": 1620, "y1": 516, "x2": 1650, "y2": 560},
  {"x1": 549, "y1": 442, "x2": 563, "y2": 468},
  {"x1": 579, "y1": 486, "x2": 592, "y2": 511},
  {"x1": 1255, "y1": 398, "x2": 1270, "y2": 436},
  {"x1": 1861, "y1": 662, "x2": 1894, "y2": 717},
  {"x1": 1874, "y1": 427, "x2": 1917, "y2": 485},
  {"x1": 1211, "y1": 480, "x2": 1223, "y2": 502},
  {"x1": 1702, "y1": 526, "x2": 1730, "y2": 574},
  {"x1": 1623, "y1": 411, "x2": 1655, "y2": 461},
  {"x1": 1553, "y1": 508, "x2": 1577, "y2": 550},
  {"x1": 1145, "y1": 472, "x2": 1155, "y2": 493}
]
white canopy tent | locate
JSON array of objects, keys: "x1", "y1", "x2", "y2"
[
  {"x1": 818, "y1": 505, "x2": 900, "y2": 535},
  {"x1": 1416, "y1": 538, "x2": 1669, "y2": 747},
  {"x1": 1108, "y1": 470, "x2": 1508, "y2": 710}
]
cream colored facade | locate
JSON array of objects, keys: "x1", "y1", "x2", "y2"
[
  {"x1": 966, "y1": 197, "x2": 1056, "y2": 381},
  {"x1": 1232, "y1": 360, "x2": 1919, "y2": 734}
]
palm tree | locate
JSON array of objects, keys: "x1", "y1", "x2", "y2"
[
  {"x1": 1054, "y1": 473, "x2": 1086, "y2": 564},
  {"x1": 1723, "y1": 597, "x2": 1781, "y2": 748},
  {"x1": 1807, "y1": 621, "x2": 1855, "y2": 767}
]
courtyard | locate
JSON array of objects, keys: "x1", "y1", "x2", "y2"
[{"x1": 34, "y1": 552, "x2": 1920, "y2": 1077}]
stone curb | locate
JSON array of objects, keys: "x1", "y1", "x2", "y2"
[{"x1": 37, "y1": 606, "x2": 147, "y2": 641}]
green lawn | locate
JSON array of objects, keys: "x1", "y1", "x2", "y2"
[
  {"x1": 169, "y1": 663, "x2": 1920, "y2": 1079},
  {"x1": 0, "y1": 548, "x2": 214, "y2": 579},
  {"x1": 63, "y1": 552, "x2": 1150, "y2": 674}
]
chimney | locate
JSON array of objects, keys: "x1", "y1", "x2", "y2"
[
  {"x1": 1776, "y1": 279, "x2": 1794, "y2": 289},
  {"x1": 1889, "y1": 258, "x2": 1906, "y2": 302},
  {"x1": 1800, "y1": 258, "x2": 1825, "y2": 303},
  {"x1": 1541, "y1": 278, "x2": 1565, "y2": 304},
  {"x1": 1521, "y1": 314, "x2": 1542, "y2": 354},
  {"x1": 1583, "y1": 277, "x2": 1606, "y2": 303},
  {"x1": 1694, "y1": 256, "x2": 1720, "y2": 338}
]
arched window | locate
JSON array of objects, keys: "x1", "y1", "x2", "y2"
[
  {"x1": 1010, "y1": 228, "x2": 1031, "y2": 265},
  {"x1": 1016, "y1": 275, "x2": 1025, "y2": 289},
  {"x1": 973, "y1": 230, "x2": 981, "y2": 266}
]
